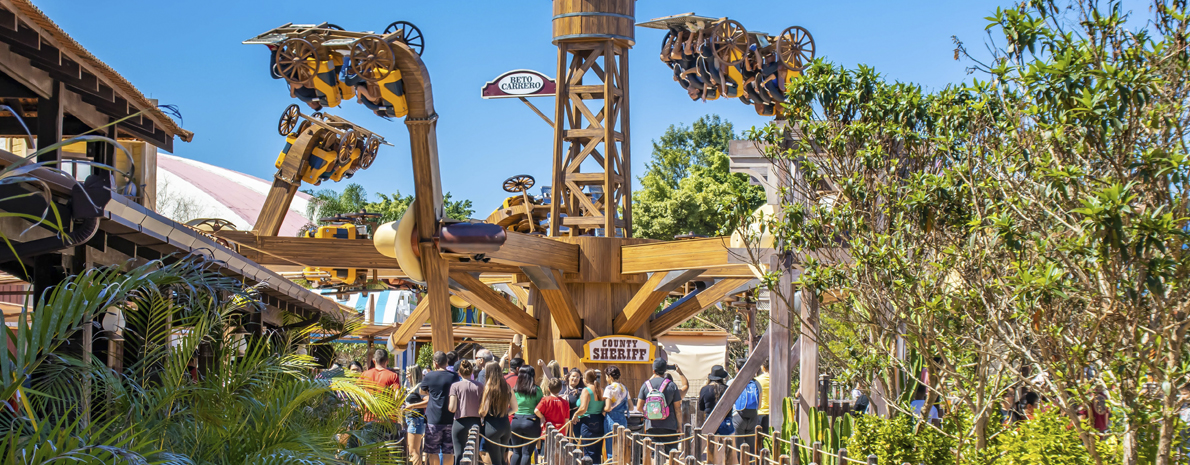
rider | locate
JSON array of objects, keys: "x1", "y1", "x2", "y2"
[
  {"x1": 346, "y1": 65, "x2": 410, "y2": 118},
  {"x1": 288, "y1": 52, "x2": 355, "y2": 111}
]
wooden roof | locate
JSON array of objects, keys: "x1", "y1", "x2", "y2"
[{"x1": 0, "y1": 0, "x2": 193, "y2": 150}]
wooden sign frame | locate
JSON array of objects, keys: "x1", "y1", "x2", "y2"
[{"x1": 581, "y1": 335, "x2": 654, "y2": 364}]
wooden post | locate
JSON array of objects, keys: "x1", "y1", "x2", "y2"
[
  {"x1": 668, "y1": 449, "x2": 680, "y2": 465},
  {"x1": 790, "y1": 437, "x2": 801, "y2": 465},
  {"x1": 798, "y1": 290, "x2": 819, "y2": 443},
  {"x1": 36, "y1": 80, "x2": 62, "y2": 163},
  {"x1": 867, "y1": 454, "x2": 878, "y2": 465},
  {"x1": 770, "y1": 258, "x2": 792, "y2": 435},
  {"x1": 643, "y1": 438, "x2": 653, "y2": 465},
  {"x1": 838, "y1": 448, "x2": 848, "y2": 465},
  {"x1": 811, "y1": 441, "x2": 821, "y2": 465},
  {"x1": 741, "y1": 443, "x2": 752, "y2": 465},
  {"x1": 779, "y1": 455, "x2": 791, "y2": 465},
  {"x1": 366, "y1": 293, "x2": 376, "y2": 325}
]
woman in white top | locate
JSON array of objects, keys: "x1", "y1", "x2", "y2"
[{"x1": 601, "y1": 365, "x2": 630, "y2": 438}]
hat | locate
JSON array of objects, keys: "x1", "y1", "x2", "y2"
[
  {"x1": 653, "y1": 358, "x2": 668, "y2": 372},
  {"x1": 708, "y1": 365, "x2": 728, "y2": 381}
]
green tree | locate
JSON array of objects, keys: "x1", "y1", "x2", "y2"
[
  {"x1": 633, "y1": 115, "x2": 765, "y2": 240},
  {"x1": 304, "y1": 183, "x2": 475, "y2": 233},
  {"x1": 742, "y1": 1, "x2": 1190, "y2": 464}
]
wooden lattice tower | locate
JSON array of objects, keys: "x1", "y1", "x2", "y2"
[{"x1": 549, "y1": 0, "x2": 634, "y2": 237}]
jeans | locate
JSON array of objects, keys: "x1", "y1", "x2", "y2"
[
  {"x1": 604, "y1": 401, "x2": 629, "y2": 433},
  {"x1": 483, "y1": 415, "x2": 511, "y2": 465},
  {"x1": 604, "y1": 401, "x2": 628, "y2": 459},
  {"x1": 578, "y1": 414, "x2": 605, "y2": 464},
  {"x1": 510, "y1": 414, "x2": 540, "y2": 465},
  {"x1": 407, "y1": 415, "x2": 426, "y2": 435},
  {"x1": 452, "y1": 417, "x2": 482, "y2": 465}
]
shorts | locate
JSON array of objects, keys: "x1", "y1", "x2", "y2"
[
  {"x1": 423, "y1": 423, "x2": 452, "y2": 454},
  {"x1": 407, "y1": 415, "x2": 426, "y2": 435}
]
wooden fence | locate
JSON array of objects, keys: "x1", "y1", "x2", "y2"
[{"x1": 455, "y1": 422, "x2": 918, "y2": 465}]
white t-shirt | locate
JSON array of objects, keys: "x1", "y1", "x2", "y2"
[{"x1": 604, "y1": 382, "x2": 628, "y2": 408}]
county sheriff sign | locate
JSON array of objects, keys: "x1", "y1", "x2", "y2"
[
  {"x1": 480, "y1": 69, "x2": 556, "y2": 99},
  {"x1": 582, "y1": 335, "x2": 654, "y2": 364}
]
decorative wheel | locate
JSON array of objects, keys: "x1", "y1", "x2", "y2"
[
  {"x1": 296, "y1": 120, "x2": 312, "y2": 135},
  {"x1": 274, "y1": 38, "x2": 320, "y2": 85},
  {"x1": 338, "y1": 130, "x2": 358, "y2": 164},
  {"x1": 278, "y1": 104, "x2": 301, "y2": 136},
  {"x1": 311, "y1": 111, "x2": 324, "y2": 120},
  {"x1": 322, "y1": 23, "x2": 345, "y2": 31},
  {"x1": 776, "y1": 26, "x2": 815, "y2": 72},
  {"x1": 384, "y1": 21, "x2": 424, "y2": 56},
  {"x1": 361, "y1": 136, "x2": 380, "y2": 169},
  {"x1": 319, "y1": 131, "x2": 340, "y2": 151},
  {"x1": 502, "y1": 174, "x2": 535, "y2": 193},
  {"x1": 349, "y1": 35, "x2": 396, "y2": 82},
  {"x1": 711, "y1": 20, "x2": 751, "y2": 66}
]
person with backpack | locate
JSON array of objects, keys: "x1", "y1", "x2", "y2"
[
  {"x1": 698, "y1": 365, "x2": 734, "y2": 435},
  {"x1": 635, "y1": 358, "x2": 682, "y2": 455},
  {"x1": 729, "y1": 359, "x2": 761, "y2": 450}
]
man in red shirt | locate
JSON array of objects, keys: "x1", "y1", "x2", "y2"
[{"x1": 360, "y1": 349, "x2": 401, "y2": 422}]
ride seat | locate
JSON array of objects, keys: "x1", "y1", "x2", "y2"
[{"x1": 301, "y1": 141, "x2": 339, "y2": 185}]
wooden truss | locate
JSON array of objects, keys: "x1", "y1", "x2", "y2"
[{"x1": 549, "y1": 40, "x2": 631, "y2": 237}]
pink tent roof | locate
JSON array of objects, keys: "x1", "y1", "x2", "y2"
[{"x1": 156, "y1": 154, "x2": 313, "y2": 236}]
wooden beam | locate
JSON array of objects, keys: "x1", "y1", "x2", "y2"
[
  {"x1": 215, "y1": 231, "x2": 396, "y2": 269},
  {"x1": 35, "y1": 79, "x2": 61, "y2": 163},
  {"x1": 614, "y1": 269, "x2": 703, "y2": 335},
  {"x1": 799, "y1": 288, "x2": 819, "y2": 442},
  {"x1": 422, "y1": 242, "x2": 454, "y2": 353},
  {"x1": 621, "y1": 237, "x2": 736, "y2": 274},
  {"x1": 521, "y1": 266, "x2": 582, "y2": 338},
  {"x1": 449, "y1": 271, "x2": 539, "y2": 336},
  {"x1": 486, "y1": 232, "x2": 580, "y2": 273},
  {"x1": 388, "y1": 297, "x2": 429, "y2": 350},
  {"x1": 700, "y1": 328, "x2": 770, "y2": 435},
  {"x1": 770, "y1": 255, "x2": 792, "y2": 432},
  {"x1": 650, "y1": 278, "x2": 752, "y2": 335}
]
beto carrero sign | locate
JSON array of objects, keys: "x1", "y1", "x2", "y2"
[
  {"x1": 581, "y1": 335, "x2": 654, "y2": 364},
  {"x1": 480, "y1": 69, "x2": 556, "y2": 99}
]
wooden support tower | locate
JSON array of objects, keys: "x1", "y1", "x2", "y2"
[{"x1": 549, "y1": 0, "x2": 635, "y2": 237}]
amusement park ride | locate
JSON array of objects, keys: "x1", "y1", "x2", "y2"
[{"x1": 207, "y1": 0, "x2": 826, "y2": 439}]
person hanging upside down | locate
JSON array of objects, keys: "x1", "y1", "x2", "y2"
[
  {"x1": 289, "y1": 53, "x2": 354, "y2": 111},
  {"x1": 347, "y1": 66, "x2": 410, "y2": 118}
]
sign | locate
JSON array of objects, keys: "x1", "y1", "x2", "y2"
[
  {"x1": 582, "y1": 335, "x2": 654, "y2": 364},
  {"x1": 481, "y1": 69, "x2": 556, "y2": 99}
]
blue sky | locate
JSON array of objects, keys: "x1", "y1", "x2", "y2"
[{"x1": 37, "y1": 0, "x2": 1031, "y2": 213}]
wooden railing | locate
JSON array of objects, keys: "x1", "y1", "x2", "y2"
[{"x1": 453, "y1": 420, "x2": 923, "y2": 465}]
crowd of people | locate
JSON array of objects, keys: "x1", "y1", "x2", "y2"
[{"x1": 337, "y1": 346, "x2": 790, "y2": 465}]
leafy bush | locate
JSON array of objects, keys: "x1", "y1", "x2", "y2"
[
  {"x1": 846, "y1": 413, "x2": 954, "y2": 465},
  {"x1": 995, "y1": 409, "x2": 1101, "y2": 465}
]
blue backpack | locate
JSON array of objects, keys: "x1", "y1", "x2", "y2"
[{"x1": 733, "y1": 380, "x2": 760, "y2": 411}]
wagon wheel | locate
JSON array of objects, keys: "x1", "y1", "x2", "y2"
[
  {"x1": 311, "y1": 111, "x2": 324, "y2": 120},
  {"x1": 319, "y1": 131, "x2": 340, "y2": 151},
  {"x1": 349, "y1": 35, "x2": 395, "y2": 82},
  {"x1": 384, "y1": 21, "x2": 424, "y2": 56},
  {"x1": 360, "y1": 136, "x2": 380, "y2": 169},
  {"x1": 502, "y1": 174, "x2": 535, "y2": 193},
  {"x1": 338, "y1": 130, "x2": 358, "y2": 164},
  {"x1": 776, "y1": 26, "x2": 815, "y2": 72},
  {"x1": 711, "y1": 19, "x2": 750, "y2": 66},
  {"x1": 274, "y1": 38, "x2": 320, "y2": 85},
  {"x1": 278, "y1": 104, "x2": 301, "y2": 136},
  {"x1": 296, "y1": 120, "x2": 312, "y2": 135},
  {"x1": 322, "y1": 23, "x2": 345, "y2": 31}
]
